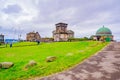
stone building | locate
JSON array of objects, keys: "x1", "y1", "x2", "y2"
[
  {"x1": 0, "y1": 34, "x2": 4, "y2": 43},
  {"x1": 52, "y1": 23, "x2": 74, "y2": 41},
  {"x1": 93, "y1": 26, "x2": 113, "y2": 42},
  {"x1": 41, "y1": 38, "x2": 54, "y2": 42},
  {"x1": 26, "y1": 31, "x2": 41, "y2": 41}
]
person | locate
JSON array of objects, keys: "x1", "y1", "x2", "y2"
[
  {"x1": 5, "y1": 42, "x2": 8, "y2": 47},
  {"x1": 36, "y1": 40, "x2": 40, "y2": 45},
  {"x1": 10, "y1": 42, "x2": 12, "y2": 48}
]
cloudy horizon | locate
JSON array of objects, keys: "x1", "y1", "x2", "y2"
[{"x1": 0, "y1": 0, "x2": 120, "y2": 41}]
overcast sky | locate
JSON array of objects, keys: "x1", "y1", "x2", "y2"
[{"x1": 0, "y1": 0, "x2": 120, "y2": 41}]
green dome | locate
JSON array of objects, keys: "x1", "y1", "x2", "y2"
[{"x1": 96, "y1": 26, "x2": 112, "y2": 36}]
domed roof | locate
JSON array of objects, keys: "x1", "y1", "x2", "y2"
[
  {"x1": 67, "y1": 30, "x2": 74, "y2": 33},
  {"x1": 96, "y1": 26, "x2": 112, "y2": 36}
]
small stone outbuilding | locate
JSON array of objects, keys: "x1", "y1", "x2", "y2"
[
  {"x1": 0, "y1": 34, "x2": 4, "y2": 43},
  {"x1": 26, "y1": 31, "x2": 41, "y2": 41}
]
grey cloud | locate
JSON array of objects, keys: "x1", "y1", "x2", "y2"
[
  {"x1": 0, "y1": 0, "x2": 120, "y2": 41},
  {"x1": 2, "y1": 4, "x2": 22, "y2": 14},
  {"x1": 33, "y1": 0, "x2": 120, "y2": 25}
]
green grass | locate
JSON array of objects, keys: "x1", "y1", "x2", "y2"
[{"x1": 0, "y1": 41, "x2": 108, "y2": 80}]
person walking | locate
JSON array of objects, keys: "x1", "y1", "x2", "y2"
[
  {"x1": 10, "y1": 42, "x2": 12, "y2": 48},
  {"x1": 36, "y1": 40, "x2": 40, "y2": 45}
]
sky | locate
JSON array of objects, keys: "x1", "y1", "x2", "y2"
[{"x1": 0, "y1": 0, "x2": 120, "y2": 41}]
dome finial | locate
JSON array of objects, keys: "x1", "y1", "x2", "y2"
[{"x1": 103, "y1": 25, "x2": 104, "y2": 28}]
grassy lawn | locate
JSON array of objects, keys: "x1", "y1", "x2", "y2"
[{"x1": 0, "y1": 41, "x2": 108, "y2": 80}]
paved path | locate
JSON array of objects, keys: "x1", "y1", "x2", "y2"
[{"x1": 36, "y1": 42, "x2": 120, "y2": 80}]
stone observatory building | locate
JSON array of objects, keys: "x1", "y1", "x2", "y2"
[
  {"x1": 93, "y1": 26, "x2": 113, "y2": 42},
  {"x1": 26, "y1": 31, "x2": 41, "y2": 42},
  {"x1": 52, "y1": 23, "x2": 74, "y2": 41}
]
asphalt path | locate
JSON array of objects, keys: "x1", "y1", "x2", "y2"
[{"x1": 34, "y1": 42, "x2": 120, "y2": 80}]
